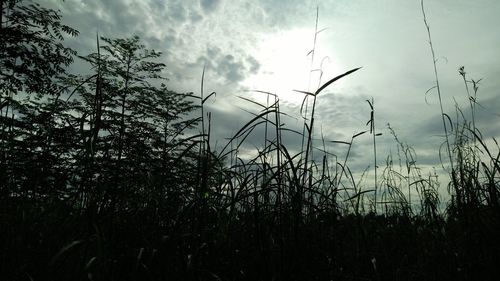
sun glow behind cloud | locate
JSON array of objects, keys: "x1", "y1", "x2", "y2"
[
  {"x1": 242, "y1": 27, "x2": 339, "y2": 106},
  {"x1": 35, "y1": 0, "x2": 500, "y2": 204}
]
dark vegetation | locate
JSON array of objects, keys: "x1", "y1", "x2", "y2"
[{"x1": 1, "y1": 1, "x2": 499, "y2": 280}]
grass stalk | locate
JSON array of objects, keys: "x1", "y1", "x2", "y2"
[
  {"x1": 421, "y1": 0, "x2": 458, "y2": 204},
  {"x1": 366, "y1": 98, "x2": 380, "y2": 213}
]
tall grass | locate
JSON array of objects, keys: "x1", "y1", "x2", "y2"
[{"x1": 1, "y1": 3, "x2": 500, "y2": 281}]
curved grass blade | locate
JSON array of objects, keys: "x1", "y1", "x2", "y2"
[{"x1": 315, "y1": 67, "x2": 362, "y2": 96}]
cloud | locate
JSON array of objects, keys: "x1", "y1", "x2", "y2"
[
  {"x1": 39, "y1": 0, "x2": 314, "y2": 96},
  {"x1": 200, "y1": 0, "x2": 220, "y2": 13},
  {"x1": 188, "y1": 45, "x2": 261, "y2": 84},
  {"x1": 254, "y1": 0, "x2": 325, "y2": 28},
  {"x1": 167, "y1": 2, "x2": 188, "y2": 23},
  {"x1": 33, "y1": 0, "x2": 500, "y2": 189},
  {"x1": 246, "y1": 56, "x2": 261, "y2": 74}
]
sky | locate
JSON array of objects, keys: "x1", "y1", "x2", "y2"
[{"x1": 38, "y1": 0, "x2": 500, "y2": 201}]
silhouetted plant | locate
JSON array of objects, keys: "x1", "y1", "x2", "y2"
[
  {"x1": 69, "y1": 35, "x2": 201, "y2": 220},
  {"x1": 1, "y1": 1, "x2": 499, "y2": 281}
]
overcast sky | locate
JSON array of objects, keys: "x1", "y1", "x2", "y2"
[{"x1": 39, "y1": 0, "x2": 500, "y2": 197}]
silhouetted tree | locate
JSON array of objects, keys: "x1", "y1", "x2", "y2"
[
  {"x1": 0, "y1": 0, "x2": 78, "y2": 199},
  {"x1": 70, "y1": 36, "x2": 200, "y2": 220},
  {"x1": 0, "y1": 0, "x2": 78, "y2": 96}
]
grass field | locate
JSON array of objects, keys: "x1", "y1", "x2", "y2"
[{"x1": 1, "y1": 1, "x2": 499, "y2": 280}]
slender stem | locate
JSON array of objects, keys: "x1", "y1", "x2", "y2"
[
  {"x1": 371, "y1": 99, "x2": 378, "y2": 213},
  {"x1": 421, "y1": 0, "x2": 456, "y2": 190},
  {"x1": 301, "y1": 6, "x2": 320, "y2": 179}
]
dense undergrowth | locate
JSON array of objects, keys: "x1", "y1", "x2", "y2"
[{"x1": 1, "y1": 1, "x2": 499, "y2": 280}]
